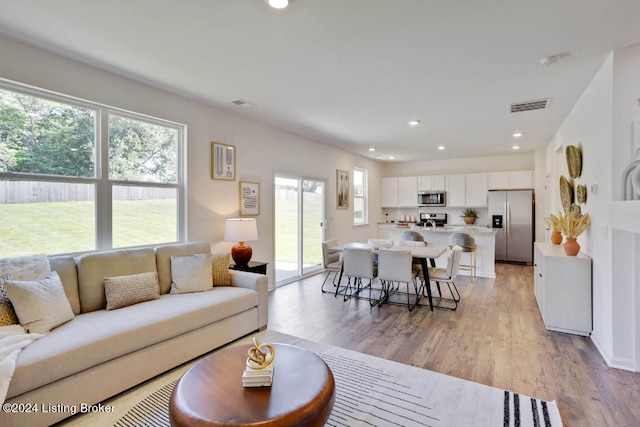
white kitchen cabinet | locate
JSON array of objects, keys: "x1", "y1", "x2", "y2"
[
  {"x1": 445, "y1": 174, "x2": 466, "y2": 207},
  {"x1": 381, "y1": 177, "x2": 399, "y2": 207},
  {"x1": 488, "y1": 170, "x2": 534, "y2": 190},
  {"x1": 398, "y1": 176, "x2": 418, "y2": 207},
  {"x1": 465, "y1": 173, "x2": 488, "y2": 207},
  {"x1": 533, "y1": 243, "x2": 592, "y2": 336},
  {"x1": 417, "y1": 175, "x2": 446, "y2": 192}
]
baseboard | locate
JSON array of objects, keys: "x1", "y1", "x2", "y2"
[{"x1": 590, "y1": 334, "x2": 638, "y2": 372}]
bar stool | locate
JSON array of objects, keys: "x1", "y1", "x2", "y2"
[{"x1": 448, "y1": 232, "x2": 476, "y2": 280}]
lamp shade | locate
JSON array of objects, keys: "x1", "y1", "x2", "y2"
[
  {"x1": 224, "y1": 218, "x2": 258, "y2": 265},
  {"x1": 224, "y1": 218, "x2": 258, "y2": 242}
]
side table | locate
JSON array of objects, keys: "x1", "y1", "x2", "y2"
[{"x1": 229, "y1": 261, "x2": 268, "y2": 275}]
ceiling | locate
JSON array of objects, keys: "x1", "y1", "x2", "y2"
[{"x1": 1, "y1": 1, "x2": 640, "y2": 163}]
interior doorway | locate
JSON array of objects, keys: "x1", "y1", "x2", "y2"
[{"x1": 274, "y1": 173, "x2": 326, "y2": 287}]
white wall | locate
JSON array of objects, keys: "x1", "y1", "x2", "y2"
[
  {"x1": 0, "y1": 34, "x2": 383, "y2": 289},
  {"x1": 382, "y1": 153, "x2": 535, "y2": 177},
  {"x1": 545, "y1": 53, "x2": 615, "y2": 364}
]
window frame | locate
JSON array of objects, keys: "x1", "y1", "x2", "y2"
[
  {"x1": 353, "y1": 167, "x2": 368, "y2": 226},
  {"x1": 0, "y1": 78, "x2": 186, "y2": 256}
]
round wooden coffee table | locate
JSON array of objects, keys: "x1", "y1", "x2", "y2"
[{"x1": 169, "y1": 343, "x2": 335, "y2": 427}]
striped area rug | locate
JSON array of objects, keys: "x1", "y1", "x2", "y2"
[{"x1": 114, "y1": 337, "x2": 562, "y2": 427}]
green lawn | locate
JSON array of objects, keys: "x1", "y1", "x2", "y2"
[
  {"x1": 0, "y1": 199, "x2": 176, "y2": 257},
  {"x1": 274, "y1": 198, "x2": 322, "y2": 266}
]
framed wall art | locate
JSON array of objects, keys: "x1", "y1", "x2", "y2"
[
  {"x1": 239, "y1": 181, "x2": 260, "y2": 215},
  {"x1": 337, "y1": 169, "x2": 349, "y2": 209},
  {"x1": 211, "y1": 142, "x2": 235, "y2": 180}
]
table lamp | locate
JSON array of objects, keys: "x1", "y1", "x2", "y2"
[{"x1": 224, "y1": 218, "x2": 258, "y2": 265}]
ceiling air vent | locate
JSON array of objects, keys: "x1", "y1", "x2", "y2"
[
  {"x1": 231, "y1": 99, "x2": 255, "y2": 107},
  {"x1": 510, "y1": 98, "x2": 551, "y2": 113}
]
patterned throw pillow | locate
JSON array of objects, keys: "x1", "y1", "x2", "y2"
[
  {"x1": 0, "y1": 274, "x2": 19, "y2": 327},
  {"x1": 3, "y1": 271, "x2": 75, "y2": 333},
  {"x1": 169, "y1": 253, "x2": 213, "y2": 294},
  {"x1": 212, "y1": 253, "x2": 231, "y2": 286},
  {"x1": 104, "y1": 272, "x2": 160, "y2": 311}
]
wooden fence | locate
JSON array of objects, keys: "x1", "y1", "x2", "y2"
[{"x1": 0, "y1": 181, "x2": 174, "y2": 203}]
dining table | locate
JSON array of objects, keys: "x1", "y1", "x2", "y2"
[{"x1": 329, "y1": 242, "x2": 448, "y2": 311}]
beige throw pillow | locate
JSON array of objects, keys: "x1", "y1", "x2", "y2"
[
  {"x1": 4, "y1": 271, "x2": 74, "y2": 333},
  {"x1": 212, "y1": 253, "x2": 231, "y2": 286},
  {"x1": 170, "y1": 253, "x2": 213, "y2": 294},
  {"x1": 104, "y1": 272, "x2": 160, "y2": 311},
  {"x1": 0, "y1": 274, "x2": 19, "y2": 327}
]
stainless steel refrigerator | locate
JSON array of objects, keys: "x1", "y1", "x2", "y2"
[{"x1": 488, "y1": 190, "x2": 534, "y2": 264}]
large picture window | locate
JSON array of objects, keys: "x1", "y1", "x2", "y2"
[{"x1": 0, "y1": 81, "x2": 184, "y2": 257}]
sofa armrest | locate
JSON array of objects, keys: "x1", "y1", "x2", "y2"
[{"x1": 229, "y1": 270, "x2": 268, "y2": 330}]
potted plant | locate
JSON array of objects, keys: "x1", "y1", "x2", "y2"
[
  {"x1": 557, "y1": 211, "x2": 591, "y2": 256},
  {"x1": 544, "y1": 212, "x2": 563, "y2": 245},
  {"x1": 460, "y1": 208, "x2": 479, "y2": 225}
]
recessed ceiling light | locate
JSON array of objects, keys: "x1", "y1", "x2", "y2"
[
  {"x1": 437, "y1": 145, "x2": 445, "y2": 150},
  {"x1": 368, "y1": 147, "x2": 376, "y2": 152},
  {"x1": 389, "y1": 156, "x2": 395, "y2": 160},
  {"x1": 266, "y1": 0, "x2": 289, "y2": 8},
  {"x1": 513, "y1": 132, "x2": 523, "y2": 138},
  {"x1": 512, "y1": 145, "x2": 520, "y2": 150},
  {"x1": 408, "y1": 120, "x2": 420, "y2": 126}
]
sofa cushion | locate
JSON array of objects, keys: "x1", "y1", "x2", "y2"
[
  {"x1": 76, "y1": 248, "x2": 157, "y2": 313},
  {"x1": 4, "y1": 271, "x2": 75, "y2": 333},
  {"x1": 155, "y1": 242, "x2": 211, "y2": 294},
  {"x1": 170, "y1": 253, "x2": 213, "y2": 294},
  {"x1": 49, "y1": 255, "x2": 81, "y2": 315},
  {"x1": 8, "y1": 287, "x2": 258, "y2": 398},
  {"x1": 0, "y1": 274, "x2": 19, "y2": 326},
  {"x1": 105, "y1": 272, "x2": 160, "y2": 310},
  {"x1": 212, "y1": 253, "x2": 232, "y2": 286}
]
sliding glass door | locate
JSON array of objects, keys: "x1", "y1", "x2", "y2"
[{"x1": 274, "y1": 174, "x2": 325, "y2": 286}]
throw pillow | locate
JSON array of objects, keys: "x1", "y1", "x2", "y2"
[
  {"x1": 0, "y1": 274, "x2": 19, "y2": 327},
  {"x1": 170, "y1": 253, "x2": 213, "y2": 294},
  {"x1": 212, "y1": 253, "x2": 231, "y2": 286},
  {"x1": 4, "y1": 271, "x2": 75, "y2": 333},
  {"x1": 0, "y1": 253, "x2": 51, "y2": 281},
  {"x1": 104, "y1": 272, "x2": 160, "y2": 311}
]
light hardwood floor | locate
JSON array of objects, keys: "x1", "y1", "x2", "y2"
[{"x1": 268, "y1": 263, "x2": 640, "y2": 427}]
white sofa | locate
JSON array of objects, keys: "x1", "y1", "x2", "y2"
[{"x1": 0, "y1": 241, "x2": 268, "y2": 426}]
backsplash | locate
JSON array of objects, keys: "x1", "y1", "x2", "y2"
[{"x1": 381, "y1": 207, "x2": 489, "y2": 227}]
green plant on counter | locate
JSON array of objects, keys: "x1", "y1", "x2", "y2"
[{"x1": 459, "y1": 208, "x2": 479, "y2": 219}]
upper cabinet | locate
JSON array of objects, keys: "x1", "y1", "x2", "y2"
[
  {"x1": 417, "y1": 175, "x2": 446, "y2": 192},
  {"x1": 465, "y1": 173, "x2": 488, "y2": 207},
  {"x1": 445, "y1": 174, "x2": 466, "y2": 207},
  {"x1": 381, "y1": 177, "x2": 399, "y2": 207},
  {"x1": 488, "y1": 170, "x2": 534, "y2": 190},
  {"x1": 398, "y1": 176, "x2": 418, "y2": 207},
  {"x1": 381, "y1": 176, "x2": 417, "y2": 207}
]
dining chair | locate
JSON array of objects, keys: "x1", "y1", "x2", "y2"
[
  {"x1": 342, "y1": 247, "x2": 377, "y2": 302},
  {"x1": 401, "y1": 230, "x2": 425, "y2": 242},
  {"x1": 321, "y1": 240, "x2": 342, "y2": 293},
  {"x1": 377, "y1": 248, "x2": 419, "y2": 310},
  {"x1": 420, "y1": 246, "x2": 463, "y2": 310}
]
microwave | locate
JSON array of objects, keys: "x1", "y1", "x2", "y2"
[{"x1": 418, "y1": 191, "x2": 446, "y2": 207}]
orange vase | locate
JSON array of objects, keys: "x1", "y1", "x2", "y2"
[
  {"x1": 551, "y1": 231, "x2": 563, "y2": 245},
  {"x1": 563, "y1": 237, "x2": 580, "y2": 256}
]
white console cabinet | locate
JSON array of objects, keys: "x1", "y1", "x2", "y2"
[{"x1": 533, "y1": 242, "x2": 592, "y2": 336}]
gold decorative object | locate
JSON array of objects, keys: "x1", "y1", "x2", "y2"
[
  {"x1": 566, "y1": 145, "x2": 582, "y2": 178},
  {"x1": 557, "y1": 210, "x2": 591, "y2": 239},
  {"x1": 559, "y1": 175, "x2": 573, "y2": 213},
  {"x1": 570, "y1": 203, "x2": 581, "y2": 217},
  {"x1": 246, "y1": 337, "x2": 275, "y2": 370},
  {"x1": 576, "y1": 185, "x2": 587, "y2": 204}
]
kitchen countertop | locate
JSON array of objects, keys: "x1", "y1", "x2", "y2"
[{"x1": 378, "y1": 223, "x2": 497, "y2": 234}]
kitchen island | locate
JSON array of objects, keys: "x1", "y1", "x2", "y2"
[{"x1": 378, "y1": 224, "x2": 497, "y2": 278}]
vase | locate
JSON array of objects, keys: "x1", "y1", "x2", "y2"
[
  {"x1": 551, "y1": 231, "x2": 562, "y2": 245},
  {"x1": 563, "y1": 237, "x2": 580, "y2": 256},
  {"x1": 463, "y1": 217, "x2": 476, "y2": 225}
]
